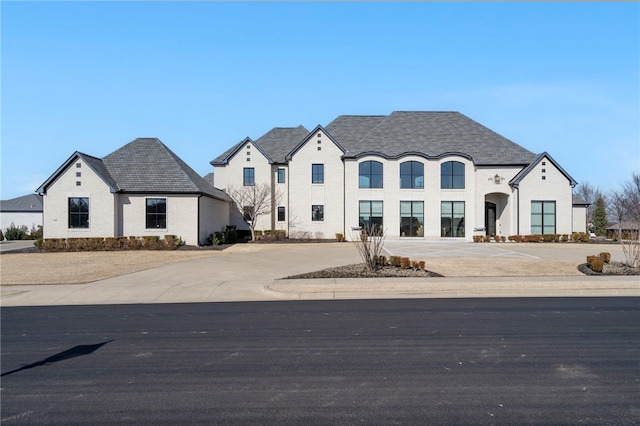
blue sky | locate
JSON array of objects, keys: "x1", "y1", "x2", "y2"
[{"x1": 2, "y1": 2, "x2": 638, "y2": 200}]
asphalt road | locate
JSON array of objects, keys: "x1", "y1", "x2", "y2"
[{"x1": 1, "y1": 298, "x2": 639, "y2": 425}]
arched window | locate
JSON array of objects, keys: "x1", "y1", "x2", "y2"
[
  {"x1": 441, "y1": 161, "x2": 465, "y2": 189},
  {"x1": 359, "y1": 161, "x2": 383, "y2": 188},
  {"x1": 400, "y1": 161, "x2": 424, "y2": 189}
]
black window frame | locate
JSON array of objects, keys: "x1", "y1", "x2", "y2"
[
  {"x1": 312, "y1": 205, "x2": 324, "y2": 221},
  {"x1": 146, "y1": 198, "x2": 167, "y2": 229},
  {"x1": 68, "y1": 197, "x2": 89, "y2": 229},
  {"x1": 531, "y1": 200, "x2": 556, "y2": 234},
  {"x1": 441, "y1": 161, "x2": 465, "y2": 189},
  {"x1": 399, "y1": 200, "x2": 424, "y2": 237},
  {"x1": 359, "y1": 161, "x2": 384, "y2": 188},
  {"x1": 312, "y1": 164, "x2": 324, "y2": 184},
  {"x1": 277, "y1": 206, "x2": 285, "y2": 222},
  {"x1": 359, "y1": 200, "x2": 383, "y2": 229},
  {"x1": 400, "y1": 161, "x2": 424, "y2": 189},
  {"x1": 243, "y1": 167, "x2": 255, "y2": 186},
  {"x1": 441, "y1": 201, "x2": 465, "y2": 237}
]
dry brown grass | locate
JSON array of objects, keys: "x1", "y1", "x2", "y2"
[{"x1": 0, "y1": 250, "x2": 221, "y2": 285}]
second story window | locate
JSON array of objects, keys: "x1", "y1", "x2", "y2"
[
  {"x1": 277, "y1": 168, "x2": 285, "y2": 183},
  {"x1": 441, "y1": 161, "x2": 465, "y2": 189},
  {"x1": 312, "y1": 164, "x2": 324, "y2": 184},
  {"x1": 400, "y1": 161, "x2": 424, "y2": 189},
  {"x1": 243, "y1": 167, "x2": 255, "y2": 186},
  {"x1": 359, "y1": 161, "x2": 383, "y2": 188}
]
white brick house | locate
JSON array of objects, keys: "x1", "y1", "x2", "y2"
[
  {"x1": 37, "y1": 138, "x2": 232, "y2": 245},
  {"x1": 212, "y1": 111, "x2": 583, "y2": 242}
]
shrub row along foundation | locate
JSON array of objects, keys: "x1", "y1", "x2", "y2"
[
  {"x1": 473, "y1": 232, "x2": 591, "y2": 243},
  {"x1": 35, "y1": 235, "x2": 182, "y2": 251}
]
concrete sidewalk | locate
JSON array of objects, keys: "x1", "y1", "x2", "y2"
[{"x1": 1, "y1": 242, "x2": 638, "y2": 306}]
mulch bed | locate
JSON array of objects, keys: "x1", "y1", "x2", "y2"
[
  {"x1": 577, "y1": 262, "x2": 640, "y2": 276},
  {"x1": 283, "y1": 263, "x2": 443, "y2": 279}
]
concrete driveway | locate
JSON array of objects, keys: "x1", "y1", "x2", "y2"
[{"x1": 1, "y1": 241, "x2": 637, "y2": 306}]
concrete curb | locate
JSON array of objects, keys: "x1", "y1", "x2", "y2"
[{"x1": 265, "y1": 276, "x2": 640, "y2": 300}]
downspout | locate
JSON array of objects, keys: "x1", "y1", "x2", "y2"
[
  {"x1": 197, "y1": 195, "x2": 202, "y2": 246},
  {"x1": 516, "y1": 186, "x2": 520, "y2": 235},
  {"x1": 343, "y1": 157, "x2": 346, "y2": 238}
]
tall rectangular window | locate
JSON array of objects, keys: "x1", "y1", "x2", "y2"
[
  {"x1": 441, "y1": 201, "x2": 465, "y2": 237},
  {"x1": 400, "y1": 201, "x2": 424, "y2": 237},
  {"x1": 312, "y1": 205, "x2": 324, "y2": 221},
  {"x1": 146, "y1": 198, "x2": 167, "y2": 229},
  {"x1": 243, "y1": 168, "x2": 255, "y2": 186},
  {"x1": 277, "y1": 168, "x2": 286, "y2": 184},
  {"x1": 312, "y1": 164, "x2": 324, "y2": 184},
  {"x1": 277, "y1": 206, "x2": 285, "y2": 222},
  {"x1": 359, "y1": 201, "x2": 383, "y2": 229},
  {"x1": 68, "y1": 197, "x2": 89, "y2": 228},
  {"x1": 531, "y1": 201, "x2": 556, "y2": 234}
]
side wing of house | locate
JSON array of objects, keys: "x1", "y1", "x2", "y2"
[
  {"x1": 38, "y1": 154, "x2": 117, "y2": 239},
  {"x1": 511, "y1": 153, "x2": 577, "y2": 236},
  {"x1": 116, "y1": 194, "x2": 203, "y2": 244}
]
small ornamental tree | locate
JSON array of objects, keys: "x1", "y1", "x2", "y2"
[
  {"x1": 351, "y1": 223, "x2": 387, "y2": 272},
  {"x1": 227, "y1": 184, "x2": 283, "y2": 241},
  {"x1": 592, "y1": 196, "x2": 608, "y2": 237}
]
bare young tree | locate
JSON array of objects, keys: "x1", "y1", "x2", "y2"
[
  {"x1": 351, "y1": 223, "x2": 387, "y2": 271},
  {"x1": 227, "y1": 184, "x2": 282, "y2": 241},
  {"x1": 609, "y1": 172, "x2": 640, "y2": 268}
]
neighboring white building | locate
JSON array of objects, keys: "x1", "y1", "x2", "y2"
[
  {"x1": 37, "y1": 138, "x2": 232, "y2": 245},
  {"x1": 0, "y1": 194, "x2": 43, "y2": 231},
  {"x1": 211, "y1": 111, "x2": 580, "y2": 242}
]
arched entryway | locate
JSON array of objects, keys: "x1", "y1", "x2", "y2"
[{"x1": 484, "y1": 193, "x2": 510, "y2": 237}]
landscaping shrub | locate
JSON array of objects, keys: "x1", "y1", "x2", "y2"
[
  {"x1": 29, "y1": 225, "x2": 43, "y2": 240},
  {"x1": 400, "y1": 257, "x2": 411, "y2": 269},
  {"x1": 494, "y1": 235, "x2": 501, "y2": 242},
  {"x1": 389, "y1": 256, "x2": 402, "y2": 267},
  {"x1": 4, "y1": 223, "x2": 29, "y2": 240},
  {"x1": 377, "y1": 255, "x2": 388, "y2": 266},
  {"x1": 561, "y1": 234, "x2": 569, "y2": 242},
  {"x1": 128, "y1": 236, "x2": 143, "y2": 250},
  {"x1": 42, "y1": 238, "x2": 66, "y2": 251},
  {"x1": 501, "y1": 236, "x2": 506, "y2": 242},
  {"x1": 587, "y1": 255, "x2": 604, "y2": 272},
  {"x1": 411, "y1": 260, "x2": 420, "y2": 270},
  {"x1": 542, "y1": 234, "x2": 555, "y2": 243},
  {"x1": 164, "y1": 235, "x2": 181, "y2": 249},
  {"x1": 142, "y1": 236, "x2": 162, "y2": 250},
  {"x1": 0, "y1": 229, "x2": 4, "y2": 241},
  {"x1": 223, "y1": 225, "x2": 237, "y2": 243},
  {"x1": 335, "y1": 233, "x2": 345, "y2": 242},
  {"x1": 418, "y1": 260, "x2": 426, "y2": 271},
  {"x1": 473, "y1": 235, "x2": 482, "y2": 243},
  {"x1": 599, "y1": 252, "x2": 611, "y2": 263}
]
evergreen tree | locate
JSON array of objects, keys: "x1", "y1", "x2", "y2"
[{"x1": 592, "y1": 196, "x2": 608, "y2": 236}]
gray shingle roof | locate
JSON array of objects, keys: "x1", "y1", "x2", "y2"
[
  {"x1": 252, "y1": 126, "x2": 309, "y2": 164},
  {"x1": 328, "y1": 112, "x2": 538, "y2": 164},
  {"x1": 102, "y1": 138, "x2": 229, "y2": 200},
  {"x1": 212, "y1": 111, "x2": 540, "y2": 168},
  {"x1": 39, "y1": 138, "x2": 230, "y2": 201},
  {"x1": 210, "y1": 127, "x2": 309, "y2": 165},
  {"x1": 0, "y1": 194, "x2": 43, "y2": 212}
]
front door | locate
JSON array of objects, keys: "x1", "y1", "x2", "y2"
[{"x1": 485, "y1": 202, "x2": 497, "y2": 236}]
